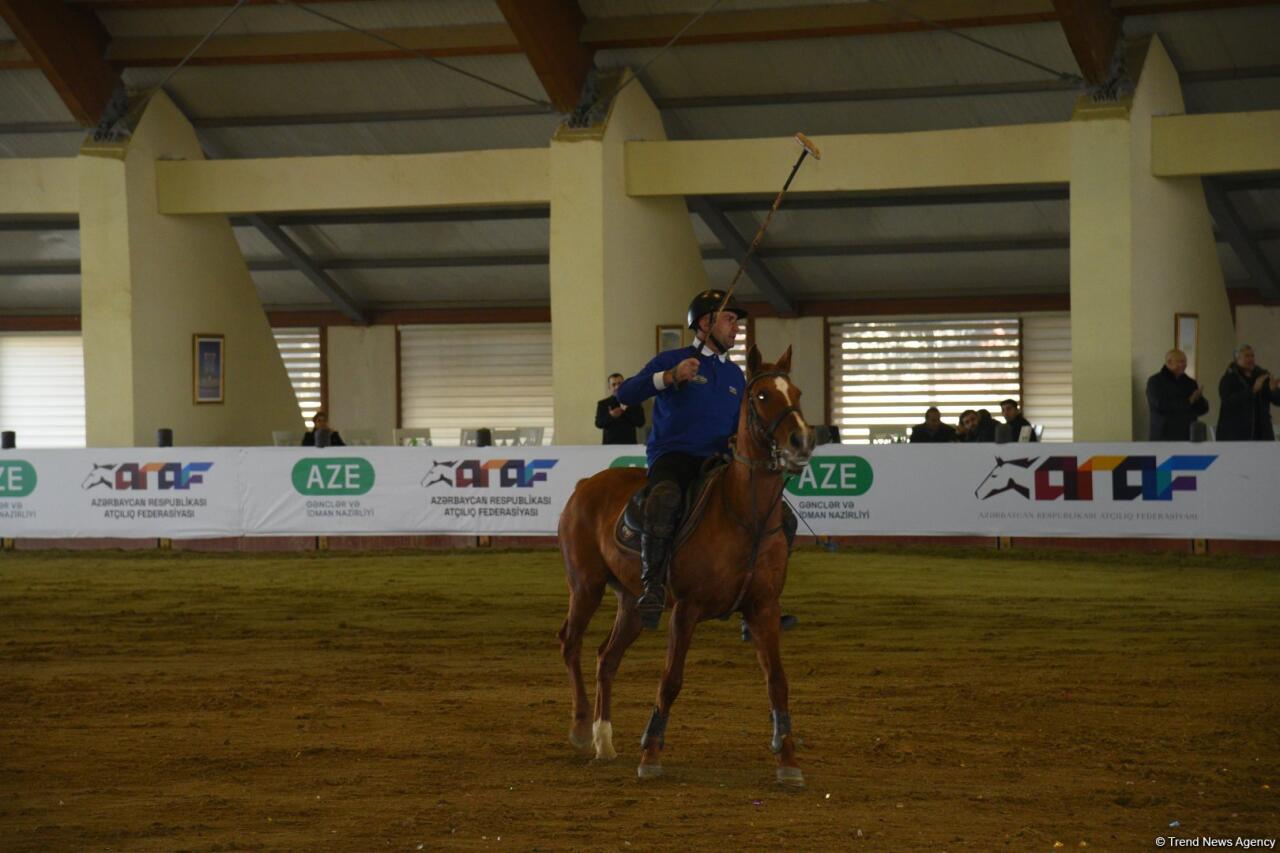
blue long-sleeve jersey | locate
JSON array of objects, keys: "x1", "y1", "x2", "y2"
[{"x1": 616, "y1": 341, "x2": 746, "y2": 466}]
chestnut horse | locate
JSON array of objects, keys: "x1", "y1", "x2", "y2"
[{"x1": 556, "y1": 345, "x2": 815, "y2": 786}]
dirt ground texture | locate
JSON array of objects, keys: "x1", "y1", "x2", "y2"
[{"x1": 0, "y1": 546, "x2": 1277, "y2": 852}]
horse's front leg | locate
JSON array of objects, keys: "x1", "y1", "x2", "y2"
[
  {"x1": 746, "y1": 601, "x2": 804, "y2": 788},
  {"x1": 637, "y1": 600, "x2": 699, "y2": 779}
]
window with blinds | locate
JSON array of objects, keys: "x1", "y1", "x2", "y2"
[
  {"x1": 399, "y1": 323, "x2": 554, "y2": 446},
  {"x1": 828, "y1": 317, "x2": 1021, "y2": 443},
  {"x1": 1020, "y1": 312, "x2": 1073, "y2": 442},
  {"x1": 272, "y1": 327, "x2": 323, "y2": 423},
  {"x1": 728, "y1": 319, "x2": 750, "y2": 372},
  {"x1": 0, "y1": 332, "x2": 86, "y2": 448}
]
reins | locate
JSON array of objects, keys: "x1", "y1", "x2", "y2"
[{"x1": 720, "y1": 370, "x2": 800, "y2": 616}]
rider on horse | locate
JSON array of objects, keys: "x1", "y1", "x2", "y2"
[{"x1": 615, "y1": 289, "x2": 747, "y2": 629}]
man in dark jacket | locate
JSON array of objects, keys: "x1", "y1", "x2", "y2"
[
  {"x1": 1000, "y1": 399, "x2": 1038, "y2": 442},
  {"x1": 965, "y1": 409, "x2": 997, "y2": 443},
  {"x1": 1216, "y1": 345, "x2": 1280, "y2": 441},
  {"x1": 595, "y1": 373, "x2": 645, "y2": 444},
  {"x1": 301, "y1": 411, "x2": 345, "y2": 447},
  {"x1": 909, "y1": 407, "x2": 956, "y2": 443},
  {"x1": 1146, "y1": 349, "x2": 1208, "y2": 440}
]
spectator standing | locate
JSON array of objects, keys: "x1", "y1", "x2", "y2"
[
  {"x1": 1145, "y1": 349, "x2": 1208, "y2": 440},
  {"x1": 595, "y1": 372, "x2": 646, "y2": 445},
  {"x1": 1216, "y1": 345, "x2": 1280, "y2": 441}
]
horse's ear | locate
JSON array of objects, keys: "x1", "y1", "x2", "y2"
[
  {"x1": 747, "y1": 344, "x2": 762, "y2": 376},
  {"x1": 776, "y1": 345, "x2": 793, "y2": 374}
]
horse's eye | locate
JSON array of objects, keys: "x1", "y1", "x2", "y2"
[{"x1": 757, "y1": 392, "x2": 767, "y2": 400}]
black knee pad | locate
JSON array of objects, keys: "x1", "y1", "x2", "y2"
[{"x1": 643, "y1": 480, "x2": 682, "y2": 536}]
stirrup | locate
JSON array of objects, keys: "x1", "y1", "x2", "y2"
[{"x1": 636, "y1": 589, "x2": 664, "y2": 629}]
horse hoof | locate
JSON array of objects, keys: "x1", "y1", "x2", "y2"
[
  {"x1": 569, "y1": 725, "x2": 592, "y2": 750},
  {"x1": 637, "y1": 763, "x2": 664, "y2": 779},
  {"x1": 776, "y1": 766, "x2": 805, "y2": 788}
]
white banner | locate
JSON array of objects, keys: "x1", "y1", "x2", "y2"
[
  {"x1": 786, "y1": 443, "x2": 1279, "y2": 540},
  {"x1": 238, "y1": 446, "x2": 630, "y2": 536},
  {"x1": 0, "y1": 449, "x2": 241, "y2": 538},
  {"x1": 1, "y1": 444, "x2": 1277, "y2": 540}
]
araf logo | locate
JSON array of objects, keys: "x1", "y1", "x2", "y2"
[
  {"x1": 420, "y1": 459, "x2": 557, "y2": 488},
  {"x1": 81, "y1": 462, "x2": 213, "y2": 490},
  {"x1": 976, "y1": 455, "x2": 1217, "y2": 502},
  {"x1": 291, "y1": 458, "x2": 375, "y2": 496},
  {"x1": 421, "y1": 460, "x2": 457, "y2": 487},
  {"x1": 974, "y1": 456, "x2": 1038, "y2": 500}
]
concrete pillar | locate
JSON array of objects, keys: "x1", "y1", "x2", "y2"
[
  {"x1": 1069, "y1": 36, "x2": 1235, "y2": 440},
  {"x1": 78, "y1": 92, "x2": 301, "y2": 447},
  {"x1": 548, "y1": 72, "x2": 707, "y2": 445},
  {"x1": 754, "y1": 317, "x2": 826, "y2": 425},
  {"x1": 327, "y1": 325, "x2": 397, "y2": 446}
]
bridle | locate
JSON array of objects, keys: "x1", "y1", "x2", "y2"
[
  {"x1": 733, "y1": 370, "x2": 805, "y2": 475},
  {"x1": 720, "y1": 369, "x2": 807, "y2": 616}
]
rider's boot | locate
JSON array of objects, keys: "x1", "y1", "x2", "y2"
[
  {"x1": 636, "y1": 481, "x2": 681, "y2": 629},
  {"x1": 637, "y1": 534, "x2": 673, "y2": 629}
]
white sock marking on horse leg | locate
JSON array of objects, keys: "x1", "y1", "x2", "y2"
[{"x1": 593, "y1": 719, "x2": 617, "y2": 760}]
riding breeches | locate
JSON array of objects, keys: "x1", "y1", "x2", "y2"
[{"x1": 644, "y1": 452, "x2": 706, "y2": 538}]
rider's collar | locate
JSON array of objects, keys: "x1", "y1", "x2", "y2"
[{"x1": 694, "y1": 335, "x2": 729, "y2": 362}]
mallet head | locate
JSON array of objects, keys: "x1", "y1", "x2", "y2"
[{"x1": 794, "y1": 132, "x2": 821, "y2": 160}]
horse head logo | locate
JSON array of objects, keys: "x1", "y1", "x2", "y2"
[
  {"x1": 82, "y1": 463, "x2": 117, "y2": 490},
  {"x1": 421, "y1": 460, "x2": 457, "y2": 488},
  {"x1": 974, "y1": 456, "x2": 1038, "y2": 500}
]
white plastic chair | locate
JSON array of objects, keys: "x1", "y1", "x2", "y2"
[
  {"x1": 272, "y1": 430, "x2": 301, "y2": 447},
  {"x1": 342, "y1": 429, "x2": 374, "y2": 446},
  {"x1": 515, "y1": 427, "x2": 545, "y2": 446},
  {"x1": 393, "y1": 428, "x2": 433, "y2": 447}
]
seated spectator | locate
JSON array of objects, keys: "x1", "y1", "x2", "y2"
[
  {"x1": 1216, "y1": 344, "x2": 1280, "y2": 441},
  {"x1": 967, "y1": 409, "x2": 997, "y2": 443},
  {"x1": 1146, "y1": 348, "x2": 1207, "y2": 441},
  {"x1": 1000, "y1": 399, "x2": 1037, "y2": 442},
  {"x1": 595, "y1": 372, "x2": 645, "y2": 445},
  {"x1": 909, "y1": 406, "x2": 956, "y2": 443},
  {"x1": 302, "y1": 411, "x2": 345, "y2": 448},
  {"x1": 955, "y1": 409, "x2": 977, "y2": 442}
]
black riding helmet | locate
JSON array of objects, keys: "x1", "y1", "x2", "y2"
[{"x1": 686, "y1": 288, "x2": 749, "y2": 331}]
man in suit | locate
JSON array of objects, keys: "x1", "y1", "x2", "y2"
[
  {"x1": 1146, "y1": 349, "x2": 1208, "y2": 440},
  {"x1": 595, "y1": 373, "x2": 646, "y2": 445},
  {"x1": 301, "y1": 411, "x2": 345, "y2": 448}
]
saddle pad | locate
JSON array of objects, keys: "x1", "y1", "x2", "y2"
[{"x1": 613, "y1": 463, "x2": 728, "y2": 555}]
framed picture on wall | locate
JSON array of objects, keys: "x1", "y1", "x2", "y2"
[
  {"x1": 656, "y1": 325, "x2": 683, "y2": 355},
  {"x1": 193, "y1": 333, "x2": 225, "y2": 404},
  {"x1": 1175, "y1": 313, "x2": 1199, "y2": 379}
]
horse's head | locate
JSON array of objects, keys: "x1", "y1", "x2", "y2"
[
  {"x1": 973, "y1": 456, "x2": 1038, "y2": 500},
  {"x1": 738, "y1": 345, "x2": 815, "y2": 476},
  {"x1": 81, "y1": 463, "x2": 116, "y2": 490}
]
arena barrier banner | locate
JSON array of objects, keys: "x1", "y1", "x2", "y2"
[
  {"x1": 0, "y1": 448, "x2": 243, "y2": 538},
  {"x1": 1, "y1": 443, "x2": 1277, "y2": 540},
  {"x1": 237, "y1": 446, "x2": 628, "y2": 536}
]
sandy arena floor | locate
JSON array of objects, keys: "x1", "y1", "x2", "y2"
[{"x1": 0, "y1": 546, "x2": 1277, "y2": 851}]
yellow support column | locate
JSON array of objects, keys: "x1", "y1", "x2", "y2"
[
  {"x1": 549, "y1": 73, "x2": 708, "y2": 445},
  {"x1": 1069, "y1": 37, "x2": 1235, "y2": 440},
  {"x1": 78, "y1": 92, "x2": 303, "y2": 447}
]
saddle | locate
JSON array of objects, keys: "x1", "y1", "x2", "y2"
[
  {"x1": 614, "y1": 459, "x2": 799, "y2": 555},
  {"x1": 614, "y1": 460, "x2": 728, "y2": 555}
]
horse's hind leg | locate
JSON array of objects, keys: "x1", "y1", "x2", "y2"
[
  {"x1": 591, "y1": 592, "x2": 643, "y2": 761},
  {"x1": 745, "y1": 601, "x2": 804, "y2": 788},
  {"x1": 637, "y1": 600, "x2": 699, "y2": 779},
  {"x1": 558, "y1": 569, "x2": 604, "y2": 750}
]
